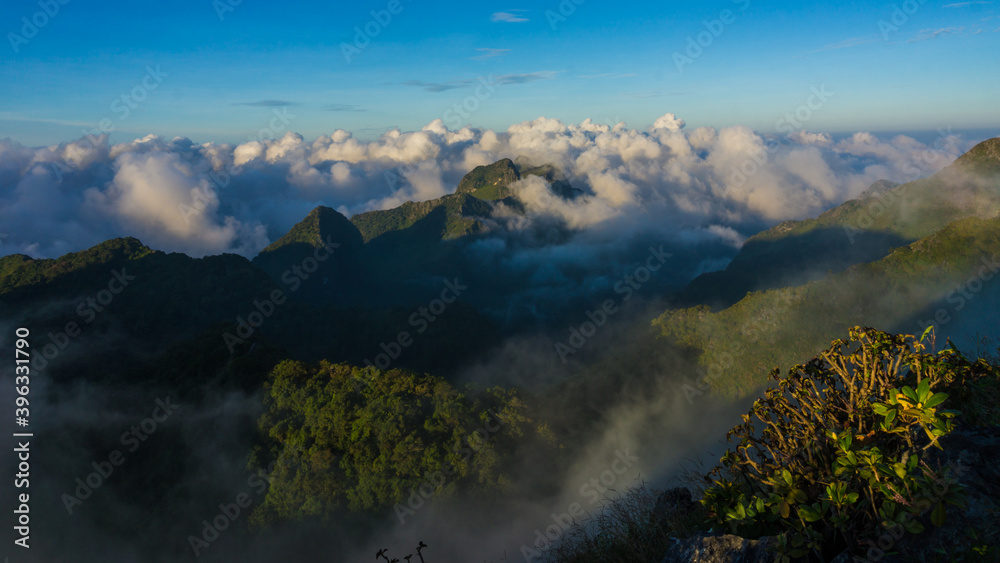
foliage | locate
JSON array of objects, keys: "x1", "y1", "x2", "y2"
[
  {"x1": 259, "y1": 205, "x2": 364, "y2": 253},
  {"x1": 655, "y1": 215, "x2": 1000, "y2": 398},
  {"x1": 953, "y1": 137, "x2": 1000, "y2": 176},
  {"x1": 250, "y1": 360, "x2": 553, "y2": 528},
  {"x1": 0, "y1": 237, "x2": 156, "y2": 295},
  {"x1": 700, "y1": 327, "x2": 996, "y2": 560},
  {"x1": 351, "y1": 193, "x2": 493, "y2": 243},
  {"x1": 678, "y1": 138, "x2": 1000, "y2": 308},
  {"x1": 455, "y1": 158, "x2": 520, "y2": 200},
  {"x1": 546, "y1": 483, "x2": 695, "y2": 563}
]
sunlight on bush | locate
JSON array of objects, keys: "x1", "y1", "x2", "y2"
[{"x1": 701, "y1": 326, "x2": 997, "y2": 560}]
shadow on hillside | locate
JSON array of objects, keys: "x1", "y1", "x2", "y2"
[{"x1": 676, "y1": 227, "x2": 911, "y2": 309}]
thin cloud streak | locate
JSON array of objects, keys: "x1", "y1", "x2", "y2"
[
  {"x1": 404, "y1": 71, "x2": 559, "y2": 92},
  {"x1": 491, "y1": 10, "x2": 529, "y2": 23},
  {"x1": 470, "y1": 48, "x2": 511, "y2": 61},
  {"x1": 233, "y1": 100, "x2": 300, "y2": 107}
]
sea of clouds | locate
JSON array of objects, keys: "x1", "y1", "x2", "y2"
[{"x1": 0, "y1": 113, "x2": 969, "y2": 259}]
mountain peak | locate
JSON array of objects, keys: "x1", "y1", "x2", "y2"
[
  {"x1": 952, "y1": 137, "x2": 1000, "y2": 175},
  {"x1": 455, "y1": 158, "x2": 521, "y2": 200},
  {"x1": 261, "y1": 206, "x2": 362, "y2": 254},
  {"x1": 858, "y1": 179, "x2": 900, "y2": 199}
]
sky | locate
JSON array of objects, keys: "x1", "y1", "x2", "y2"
[{"x1": 2, "y1": 0, "x2": 999, "y2": 146}]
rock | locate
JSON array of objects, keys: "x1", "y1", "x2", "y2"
[{"x1": 660, "y1": 533, "x2": 778, "y2": 563}]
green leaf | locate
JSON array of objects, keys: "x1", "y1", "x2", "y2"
[
  {"x1": 920, "y1": 325, "x2": 935, "y2": 342},
  {"x1": 931, "y1": 502, "x2": 946, "y2": 527},
  {"x1": 917, "y1": 379, "x2": 931, "y2": 403},
  {"x1": 791, "y1": 489, "x2": 808, "y2": 503},
  {"x1": 902, "y1": 386, "x2": 919, "y2": 402},
  {"x1": 924, "y1": 392, "x2": 949, "y2": 409},
  {"x1": 798, "y1": 505, "x2": 822, "y2": 522},
  {"x1": 893, "y1": 463, "x2": 907, "y2": 479}
]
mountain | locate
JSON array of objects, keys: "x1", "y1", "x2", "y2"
[
  {"x1": 953, "y1": 136, "x2": 1000, "y2": 175},
  {"x1": 857, "y1": 178, "x2": 899, "y2": 198},
  {"x1": 0, "y1": 236, "x2": 156, "y2": 295},
  {"x1": 516, "y1": 159, "x2": 582, "y2": 199},
  {"x1": 657, "y1": 214, "x2": 1000, "y2": 398},
  {"x1": 4, "y1": 141, "x2": 1000, "y2": 562},
  {"x1": 454, "y1": 157, "x2": 582, "y2": 201},
  {"x1": 351, "y1": 157, "x2": 576, "y2": 248},
  {"x1": 677, "y1": 137, "x2": 1000, "y2": 307},
  {"x1": 0, "y1": 237, "x2": 282, "y2": 383},
  {"x1": 655, "y1": 138, "x2": 1000, "y2": 398},
  {"x1": 350, "y1": 192, "x2": 496, "y2": 244},
  {"x1": 455, "y1": 157, "x2": 521, "y2": 200},
  {"x1": 252, "y1": 206, "x2": 365, "y2": 304}
]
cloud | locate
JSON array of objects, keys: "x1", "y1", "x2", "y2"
[
  {"x1": 908, "y1": 27, "x2": 965, "y2": 42},
  {"x1": 623, "y1": 89, "x2": 692, "y2": 99},
  {"x1": 470, "y1": 48, "x2": 511, "y2": 60},
  {"x1": 232, "y1": 100, "x2": 300, "y2": 107},
  {"x1": 491, "y1": 10, "x2": 528, "y2": 23},
  {"x1": 323, "y1": 104, "x2": 366, "y2": 112},
  {"x1": 944, "y1": 1, "x2": 993, "y2": 7},
  {"x1": 651, "y1": 113, "x2": 686, "y2": 132},
  {"x1": 577, "y1": 73, "x2": 636, "y2": 79},
  {"x1": 405, "y1": 71, "x2": 558, "y2": 92},
  {"x1": 0, "y1": 114, "x2": 977, "y2": 264},
  {"x1": 0, "y1": 112, "x2": 94, "y2": 127},
  {"x1": 807, "y1": 36, "x2": 879, "y2": 53},
  {"x1": 496, "y1": 71, "x2": 558, "y2": 84}
]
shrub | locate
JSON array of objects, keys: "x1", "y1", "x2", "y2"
[{"x1": 701, "y1": 327, "x2": 996, "y2": 560}]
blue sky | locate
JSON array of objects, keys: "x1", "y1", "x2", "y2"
[{"x1": 2, "y1": 0, "x2": 999, "y2": 146}]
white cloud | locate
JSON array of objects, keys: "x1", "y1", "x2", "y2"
[
  {"x1": 0, "y1": 116, "x2": 978, "y2": 261},
  {"x1": 908, "y1": 26, "x2": 965, "y2": 42},
  {"x1": 651, "y1": 112, "x2": 686, "y2": 132},
  {"x1": 491, "y1": 11, "x2": 528, "y2": 23}
]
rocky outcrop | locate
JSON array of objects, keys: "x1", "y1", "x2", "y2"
[{"x1": 660, "y1": 534, "x2": 777, "y2": 563}]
